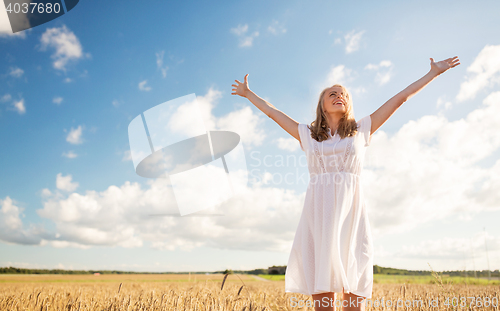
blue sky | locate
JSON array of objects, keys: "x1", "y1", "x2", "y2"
[{"x1": 1, "y1": 0, "x2": 500, "y2": 273}]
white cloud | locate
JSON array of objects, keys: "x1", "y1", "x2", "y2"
[
  {"x1": 112, "y1": 99, "x2": 120, "y2": 107},
  {"x1": 63, "y1": 77, "x2": 72, "y2": 83},
  {"x1": 216, "y1": 104, "x2": 267, "y2": 147},
  {"x1": 364, "y1": 60, "x2": 392, "y2": 71},
  {"x1": 62, "y1": 151, "x2": 77, "y2": 159},
  {"x1": 41, "y1": 189, "x2": 52, "y2": 198},
  {"x1": 138, "y1": 80, "x2": 152, "y2": 91},
  {"x1": 365, "y1": 60, "x2": 394, "y2": 85},
  {"x1": 230, "y1": 24, "x2": 259, "y2": 48},
  {"x1": 0, "y1": 196, "x2": 40, "y2": 245},
  {"x1": 65, "y1": 125, "x2": 83, "y2": 144},
  {"x1": 325, "y1": 64, "x2": 353, "y2": 86},
  {"x1": 344, "y1": 29, "x2": 365, "y2": 54},
  {"x1": 34, "y1": 176, "x2": 303, "y2": 250},
  {"x1": 436, "y1": 96, "x2": 452, "y2": 111},
  {"x1": 53, "y1": 97, "x2": 63, "y2": 105},
  {"x1": 230, "y1": 24, "x2": 248, "y2": 36},
  {"x1": 155, "y1": 50, "x2": 169, "y2": 78},
  {"x1": 13, "y1": 98, "x2": 25, "y2": 114},
  {"x1": 3, "y1": 88, "x2": 290, "y2": 250},
  {"x1": 456, "y1": 44, "x2": 500, "y2": 102},
  {"x1": 375, "y1": 231, "x2": 500, "y2": 271},
  {"x1": 267, "y1": 20, "x2": 286, "y2": 35},
  {"x1": 56, "y1": 173, "x2": 79, "y2": 192},
  {"x1": 1, "y1": 93, "x2": 12, "y2": 102},
  {"x1": 4, "y1": 84, "x2": 500, "y2": 256},
  {"x1": 190, "y1": 87, "x2": 267, "y2": 147},
  {"x1": 38, "y1": 24, "x2": 89, "y2": 72},
  {"x1": 319, "y1": 64, "x2": 365, "y2": 99},
  {"x1": 9, "y1": 66, "x2": 24, "y2": 78},
  {"x1": 365, "y1": 91, "x2": 500, "y2": 239},
  {"x1": 276, "y1": 137, "x2": 299, "y2": 152},
  {"x1": 395, "y1": 233, "x2": 500, "y2": 261},
  {"x1": 122, "y1": 150, "x2": 132, "y2": 162}
]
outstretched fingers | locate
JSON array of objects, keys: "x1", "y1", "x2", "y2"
[{"x1": 450, "y1": 57, "x2": 460, "y2": 68}]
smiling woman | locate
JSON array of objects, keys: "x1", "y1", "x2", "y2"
[
  {"x1": 310, "y1": 84, "x2": 358, "y2": 141},
  {"x1": 231, "y1": 56, "x2": 460, "y2": 311}
]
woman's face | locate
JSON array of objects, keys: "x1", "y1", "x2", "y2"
[{"x1": 323, "y1": 85, "x2": 348, "y2": 115}]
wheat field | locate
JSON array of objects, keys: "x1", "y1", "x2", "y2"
[{"x1": 0, "y1": 273, "x2": 499, "y2": 310}]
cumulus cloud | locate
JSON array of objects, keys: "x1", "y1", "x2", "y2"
[
  {"x1": 456, "y1": 44, "x2": 500, "y2": 102},
  {"x1": 3, "y1": 88, "x2": 288, "y2": 250},
  {"x1": 155, "y1": 50, "x2": 169, "y2": 78},
  {"x1": 0, "y1": 196, "x2": 41, "y2": 245},
  {"x1": 364, "y1": 91, "x2": 500, "y2": 239},
  {"x1": 12, "y1": 98, "x2": 25, "y2": 114},
  {"x1": 53, "y1": 96, "x2": 63, "y2": 105},
  {"x1": 344, "y1": 29, "x2": 365, "y2": 54},
  {"x1": 56, "y1": 173, "x2": 79, "y2": 192},
  {"x1": 62, "y1": 151, "x2": 77, "y2": 159},
  {"x1": 9, "y1": 66, "x2": 24, "y2": 78},
  {"x1": 325, "y1": 64, "x2": 353, "y2": 86},
  {"x1": 122, "y1": 150, "x2": 132, "y2": 162},
  {"x1": 230, "y1": 24, "x2": 248, "y2": 36},
  {"x1": 436, "y1": 96, "x2": 452, "y2": 111},
  {"x1": 321, "y1": 64, "x2": 365, "y2": 96},
  {"x1": 230, "y1": 24, "x2": 259, "y2": 48},
  {"x1": 38, "y1": 24, "x2": 90, "y2": 72},
  {"x1": 267, "y1": 20, "x2": 286, "y2": 35},
  {"x1": 364, "y1": 60, "x2": 394, "y2": 85},
  {"x1": 276, "y1": 137, "x2": 300, "y2": 152},
  {"x1": 395, "y1": 233, "x2": 500, "y2": 261},
  {"x1": 65, "y1": 125, "x2": 83, "y2": 144},
  {"x1": 375, "y1": 231, "x2": 500, "y2": 271},
  {"x1": 3, "y1": 83, "x2": 500, "y2": 261},
  {"x1": 1, "y1": 94, "x2": 12, "y2": 102},
  {"x1": 138, "y1": 80, "x2": 152, "y2": 91},
  {"x1": 34, "y1": 175, "x2": 303, "y2": 250}
]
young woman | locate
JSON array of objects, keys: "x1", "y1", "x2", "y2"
[{"x1": 231, "y1": 56, "x2": 460, "y2": 311}]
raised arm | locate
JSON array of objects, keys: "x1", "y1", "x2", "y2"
[
  {"x1": 370, "y1": 56, "x2": 460, "y2": 135},
  {"x1": 231, "y1": 74, "x2": 301, "y2": 142}
]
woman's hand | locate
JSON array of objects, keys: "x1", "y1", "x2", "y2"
[
  {"x1": 231, "y1": 74, "x2": 250, "y2": 98},
  {"x1": 430, "y1": 56, "x2": 460, "y2": 76}
]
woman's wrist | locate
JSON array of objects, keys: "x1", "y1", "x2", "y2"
[
  {"x1": 244, "y1": 88, "x2": 252, "y2": 98},
  {"x1": 429, "y1": 68, "x2": 441, "y2": 77}
]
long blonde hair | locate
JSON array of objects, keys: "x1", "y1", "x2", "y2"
[{"x1": 308, "y1": 84, "x2": 358, "y2": 142}]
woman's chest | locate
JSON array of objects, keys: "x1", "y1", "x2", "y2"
[{"x1": 316, "y1": 136, "x2": 364, "y2": 158}]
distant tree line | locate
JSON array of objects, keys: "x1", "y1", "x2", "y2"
[
  {"x1": 0, "y1": 267, "x2": 211, "y2": 275},
  {"x1": 2, "y1": 265, "x2": 499, "y2": 277},
  {"x1": 373, "y1": 265, "x2": 500, "y2": 277}
]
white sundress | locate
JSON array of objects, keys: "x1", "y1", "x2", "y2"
[{"x1": 285, "y1": 115, "x2": 374, "y2": 299}]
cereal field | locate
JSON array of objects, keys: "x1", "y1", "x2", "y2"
[{"x1": 0, "y1": 273, "x2": 499, "y2": 310}]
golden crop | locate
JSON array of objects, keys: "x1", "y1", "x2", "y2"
[{"x1": 0, "y1": 274, "x2": 498, "y2": 310}]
